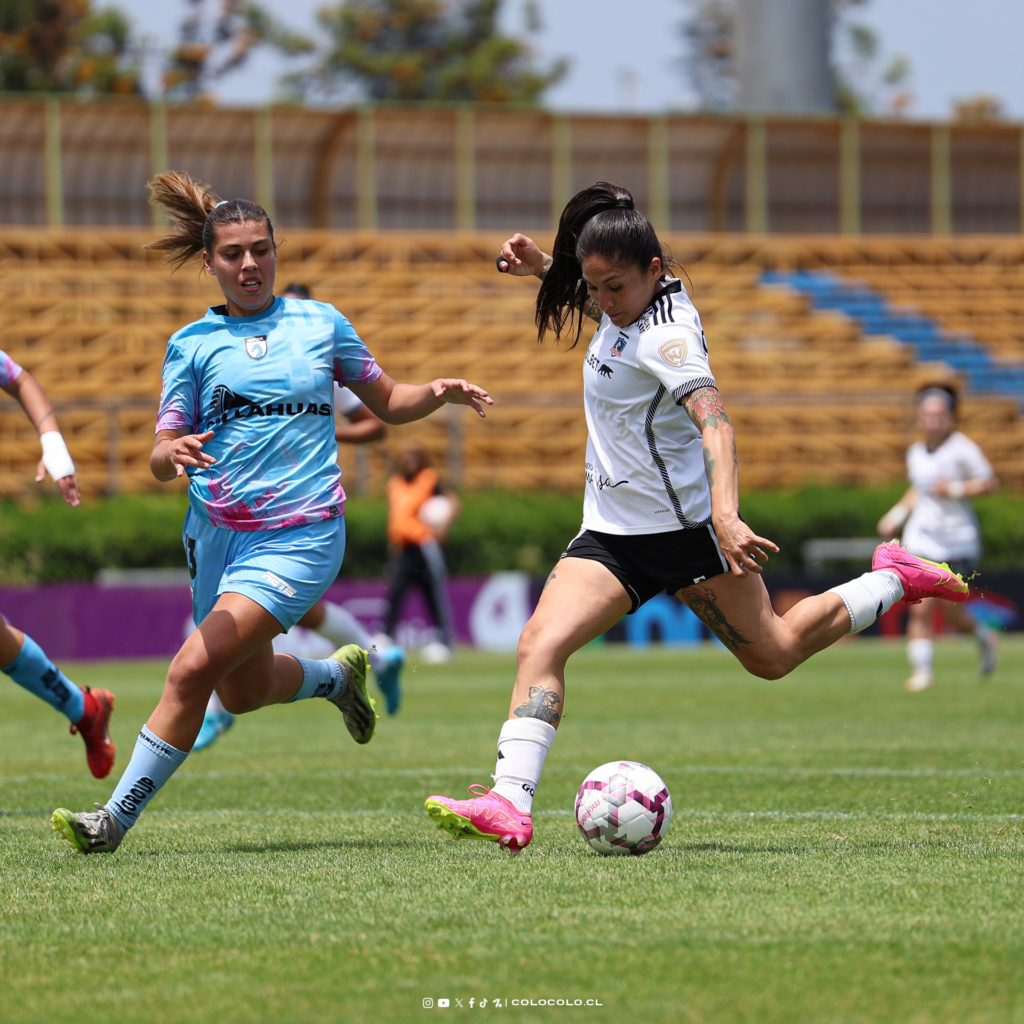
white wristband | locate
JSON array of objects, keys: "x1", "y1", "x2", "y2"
[
  {"x1": 40, "y1": 431, "x2": 75, "y2": 482},
  {"x1": 947, "y1": 480, "x2": 966, "y2": 499}
]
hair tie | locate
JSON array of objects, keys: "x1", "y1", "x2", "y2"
[
  {"x1": 614, "y1": 198, "x2": 634, "y2": 210},
  {"x1": 215, "y1": 199, "x2": 231, "y2": 208}
]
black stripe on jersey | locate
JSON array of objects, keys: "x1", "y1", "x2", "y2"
[
  {"x1": 644, "y1": 385, "x2": 696, "y2": 529},
  {"x1": 672, "y1": 377, "x2": 717, "y2": 404}
]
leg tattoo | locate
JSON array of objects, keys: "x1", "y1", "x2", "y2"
[
  {"x1": 680, "y1": 586, "x2": 752, "y2": 654},
  {"x1": 513, "y1": 686, "x2": 561, "y2": 726}
]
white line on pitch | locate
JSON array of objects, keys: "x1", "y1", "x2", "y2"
[{"x1": 3, "y1": 763, "x2": 1022, "y2": 786}]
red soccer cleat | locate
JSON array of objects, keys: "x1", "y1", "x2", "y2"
[
  {"x1": 872, "y1": 540, "x2": 969, "y2": 605},
  {"x1": 69, "y1": 687, "x2": 116, "y2": 779}
]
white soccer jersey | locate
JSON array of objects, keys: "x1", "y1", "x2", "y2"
[
  {"x1": 581, "y1": 278, "x2": 716, "y2": 535},
  {"x1": 333, "y1": 383, "x2": 364, "y2": 417},
  {"x1": 902, "y1": 431, "x2": 994, "y2": 561}
]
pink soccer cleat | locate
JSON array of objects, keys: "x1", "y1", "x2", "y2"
[
  {"x1": 425, "y1": 785, "x2": 533, "y2": 853},
  {"x1": 872, "y1": 540, "x2": 969, "y2": 605}
]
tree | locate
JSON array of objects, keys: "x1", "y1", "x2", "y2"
[
  {"x1": 0, "y1": 0, "x2": 141, "y2": 94},
  {"x1": 162, "y1": 0, "x2": 313, "y2": 101},
  {"x1": 679, "y1": 0, "x2": 910, "y2": 114},
  {"x1": 286, "y1": 0, "x2": 567, "y2": 104}
]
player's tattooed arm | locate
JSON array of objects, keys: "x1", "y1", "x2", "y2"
[
  {"x1": 513, "y1": 686, "x2": 562, "y2": 726},
  {"x1": 536, "y1": 255, "x2": 553, "y2": 280},
  {"x1": 581, "y1": 295, "x2": 602, "y2": 324},
  {"x1": 684, "y1": 385, "x2": 739, "y2": 509},
  {"x1": 682, "y1": 386, "x2": 731, "y2": 431},
  {"x1": 679, "y1": 585, "x2": 752, "y2": 654}
]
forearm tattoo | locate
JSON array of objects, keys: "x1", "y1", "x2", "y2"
[
  {"x1": 537, "y1": 255, "x2": 553, "y2": 280},
  {"x1": 683, "y1": 386, "x2": 731, "y2": 431},
  {"x1": 513, "y1": 685, "x2": 562, "y2": 726},
  {"x1": 680, "y1": 585, "x2": 751, "y2": 654},
  {"x1": 703, "y1": 447, "x2": 716, "y2": 490},
  {"x1": 34, "y1": 409, "x2": 56, "y2": 432},
  {"x1": 582, "y1": 296, "x2": 602, "y2": 323}
]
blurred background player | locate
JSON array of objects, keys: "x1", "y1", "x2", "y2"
[
  {"x1": 0, "y1": 349, "x2": 115, "y2": 778},
  {"x1": 195, "y1": 282, "x2": 406, "y2": 749},
  {"x1": 383, "y1": 442, "x2": 459, "y2": 664},
  {"x1": 425, "y1": 182, "x2": 971, "y2": 853},
  {"x1": 50, "y1": 172, "x2": 491, "y2": 855},
  {"x1": 877, "y1": 385, "x2": 998, "y2": 692}
]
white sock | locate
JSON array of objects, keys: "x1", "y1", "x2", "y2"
[
  {"x1": 316, "y1": 601, "x2": 385, "y2": 673},
  {"x1": 492, "y1": 718, "x2": 557, "y2": 813},
  {"x1": 207, "y1": 690, "x2": 226, "y2": 715},
  {"x1": 828, "y1": 571, "x2": 904, "y2": 634},
  {"x1": 907, "y1": 637, "x2": 934, "y2": 674}
]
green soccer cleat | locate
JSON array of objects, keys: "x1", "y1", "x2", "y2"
[
  {"x1": 327, "y1": 645, "x2": 378, "y2": 744},
  {"x1": 51, "y1": 804, "x2": 124, "y2": 855}
]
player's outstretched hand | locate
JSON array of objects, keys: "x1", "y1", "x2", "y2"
[
  {"x1": 170, "y1": 430, "x2": 217, "y2": 477},
  {"x1": 714, "y1": 514, "x2": 779, "y2": 577},
  {"x1": 432, "y1": 380, "x2": 494, "y2": 418},
  {"x1": 496, "y1": 233, "x2": 548, "y2": 277},
  {"x1": 35, "y1": 459, "x2": 81, "y2": 508}
]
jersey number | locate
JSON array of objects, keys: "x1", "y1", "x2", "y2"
[{"x1": 185, "y1": 536, "x2": 198, "y2": 581}]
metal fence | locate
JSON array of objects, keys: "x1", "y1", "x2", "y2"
[{"x1": 2, "y1": 96, "x2": 1023, "y2": 234}]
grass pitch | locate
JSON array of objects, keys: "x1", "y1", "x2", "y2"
[{"x1": 2, "y1": 638, "x2": 1023, "y2": 1024}]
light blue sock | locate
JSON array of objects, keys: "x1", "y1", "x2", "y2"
[
  {"x1": 106, "y1": 725, "x2": 188, "y2": 831},
  {"x1": 2, "y1": 633, "x2": 84, "y2": 723},
  {"x1": 284, "y1": 657, "x2": 345, "y2": 703}
]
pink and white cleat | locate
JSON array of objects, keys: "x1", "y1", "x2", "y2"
[
  {"x1": 425, "y1": 784, "x2": 533, "y2": 853},
  {"x1": 872, "y1": 540, "x2": 969, "y2": 605}
]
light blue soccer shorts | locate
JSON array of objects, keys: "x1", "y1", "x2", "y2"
[{"x1": 183, "y1": 508, "x2": 346, "y2": 631}]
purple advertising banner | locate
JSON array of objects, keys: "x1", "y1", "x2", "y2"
[{"x1": 0, "y1": 572, "x2": 537, "y2": 660}]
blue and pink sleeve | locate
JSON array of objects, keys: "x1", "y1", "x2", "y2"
[
  {"x1": 155, "y1": 339, "x2": 200, "y2": 433},
  {"x1": 330, "y1": 309, "x2": 382, "y2": 388},
  {"x1": 0, "y1": 349, "x2": 23, "y2": 388}
]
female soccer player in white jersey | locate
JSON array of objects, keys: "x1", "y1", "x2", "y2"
[
  {"x1": 425, "y1": 181, "x2": 970, "y2": 853},
  {"x1": 1, "y1": 351, "x2": 116, "y2": 778},
  {"x1": 51, "y1": 171, "x2": 491, "y2": 854},
  {"x1": 876, "y1": 385, "x2": 997, "y2": 692}
]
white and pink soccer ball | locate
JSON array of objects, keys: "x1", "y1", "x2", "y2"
[{"x1": 574, "y1": 760, "x2": 673, "y2": 856}]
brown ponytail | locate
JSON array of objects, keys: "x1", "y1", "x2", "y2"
[{"x1": 146, "y1": 170, "x2": 275, "y2": 270}]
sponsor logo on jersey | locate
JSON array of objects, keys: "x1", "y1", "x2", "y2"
[
  {"x1": 610, "y1": 335, "x2": 628, "y2": 358},
  {"x1": 244, "y1": 335, "x2": 269, "y2": 359},
  {"x1": 584, "y1": 462, "x2": 628, "y2": 491},
  {"x1": 597, "y1": 363, "x2": 614, "y2": 377},
  {"x1": 659, "y1": 338, "x2": 687, "y2": 367},
  {"x1": 211, "y1": 385, "x2": 257, "y2": 417},
  {"x1": 206, "y1": 385, "x2": 333, "y2": 428}
]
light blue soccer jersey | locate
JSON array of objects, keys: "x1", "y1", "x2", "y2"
[
  {"x1": 0, "y1": 349, "x2": 23, "y2": 387},
  {"x1": 156, "y1": 296, "x2": 382, "y2": 531}
]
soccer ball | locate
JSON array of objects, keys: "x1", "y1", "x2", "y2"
[
  {"x1": 574, "y1": 760, "x2": 673, "y2": 856},
  {"x1": 418, "y1": 494, "x2": 456, "y2": 533}
]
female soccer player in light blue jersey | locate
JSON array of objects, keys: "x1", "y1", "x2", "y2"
[{"x1": 51, "y1": 170, "x2": 491, "y2": 854}]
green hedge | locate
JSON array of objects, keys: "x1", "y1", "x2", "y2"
[{"x1": 0, "y1": 486, "x2": 1020, "y2": 583}]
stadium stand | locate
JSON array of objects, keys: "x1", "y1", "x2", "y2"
[{"x1": 1, "y1": 231, "x2": 1022, "y2": 498}]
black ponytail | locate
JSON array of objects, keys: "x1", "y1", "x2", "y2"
[{"x1": 535, "y1": 181, "x2": 674, "y2": 345}]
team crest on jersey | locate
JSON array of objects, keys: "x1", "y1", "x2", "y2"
[
  {"x1": 610, "y1": 335, "x2": 628, "y2": 358},
  {"x1": 244, "y1": 336, "x2": 269, "y2": 360},
  {"x1": 659, "y1": 338, "x2": 687, "y2": 367}
]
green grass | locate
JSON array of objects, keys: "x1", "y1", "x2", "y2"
[{"x1": 3, "y1": 638, "x2": 1024, "y2": 1024}]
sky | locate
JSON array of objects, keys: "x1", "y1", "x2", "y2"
[{"x1": 130, "y1": 0, "x2": 1024, "y2": 120}]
